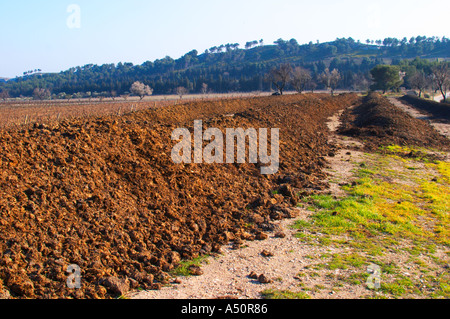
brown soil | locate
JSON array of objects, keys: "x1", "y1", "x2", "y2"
[
  {"x1": 338, "y1": 92, "x2": 450, "y2": 152},
  {"x1": 399, "y1": 95, "x2": 450, "y2": 124},
  {"x1": 131, "y1": 104, "x2": 368, "y2": 300},
  {"x1": 0, "y1": 93, "x2": 360, "y2": 299},
  {"x1": 388, "y1": 98, "x2": 450, "y2": 141}
]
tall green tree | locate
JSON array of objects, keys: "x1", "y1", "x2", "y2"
[{"x1": 370, "y1": 65, "x2": 404, "y2": 93}]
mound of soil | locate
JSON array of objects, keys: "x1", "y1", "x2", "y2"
[
  {"x1": 399, "y1": 95, "x2": 450, "y2": 124},
  {"x1": 0, "y1": 93, "x2": 359, "y2": 299},
  {"x1": 339, "y1": 92, "x2": 450, "y2": 151}
]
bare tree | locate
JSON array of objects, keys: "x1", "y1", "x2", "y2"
[
  {"x1": 57, "y1": 92, "x2": 72, "y2": 101},
  {"x1": 351, "y1": 73, "x2": 370, "y2": 92},
  {"x1": 0, "y1": 90, "x2": 10, "y2": 101},
  {"x1": 99, "y1": 92, "x2": 107, "y2": 102},
  {"x1": 201, "y1": 83, "x2": 209, "y2": 95},
  {"x1": 431, "y1": 63, "x2": 450, "y2": 102},
  {"x1": 268, "y1": 63, "x2": 292, "y2": 95},
  {"x1": 111, "y1": 90, "x2": 117, "y2": 101},
  {"x1": 175, "y1": 86, "x2": 189, "y2": 99},
  {"x1": 320, "y1": 68, "x2": 341, "y2": 95},
  {"x1": 32, "y1": 88, "x2": 51, "y2": 100},
  {"x1": 330, "y1": 69, "x2": 342, "y2": 95},
  {"x1": 291, "y1": 67, "x2": 312, "y2": 94},
  {"x1": 57, "y1": 92, "x2": 66, "y2": 100},
  {"x1": 130, "y1": 81, "x2": 153, "y2": 101},
  {"x1": 73, "y1": 92, "x2": 83, "y2": 102},
  {"x1": 309, "y1": 81, "x2": 317, "y2": 93},
  {"x1": 409, "y1": 71, "x2": 428, "y2": 98}
]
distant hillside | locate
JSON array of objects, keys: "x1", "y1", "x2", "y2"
[
  {"x1": 0, "y1": 78, "x2": 9, "y2": 83},
  {"x1": 1, "y1": 36, "x2": 449, "y2": 98}
]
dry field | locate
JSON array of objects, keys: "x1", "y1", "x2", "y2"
[
  {"x1": 0, "y1": 92, "x2": 273, "y2": 129},
  {"x1": 0, "y1": 90, "x2": 350, "y2": 129}
]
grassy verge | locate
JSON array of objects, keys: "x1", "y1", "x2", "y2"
[
  {"x1": 261, "y1": 289, "x2": 311, "y2": 299},
  {"x1": 283, "y1": 145, "x2": 450, "y2": 299}
]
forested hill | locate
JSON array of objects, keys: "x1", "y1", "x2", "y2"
[{"x1": 1, "y1": 36, "x2": 449, "y2": 98}]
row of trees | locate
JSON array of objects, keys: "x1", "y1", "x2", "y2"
[
  {"x1": 29, "y1": 82, "x2": 154, "y2": 101},
  {"x1": 23, "y1": 69, "x2": 42, "y2": 77},
  {"x1": 268, "y1": 59, "x2": 450, "y2": 101},
  {"x1": 16, "y1": 81, "x2": 199, "y2": 102},
  {"x1": 1, "y1": 36, "x2": 448, "y2": 98},
  {"x1": 268, "y1": 64, "x2": 342, "y2": 95},
  {"x1": 370, "y1": 60, "x2": 450, "y2": 102},
  {"x1": 2, "y1": 61, "x2": 448, "y2": 102}
]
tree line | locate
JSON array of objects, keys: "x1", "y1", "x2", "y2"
[
  {"x1": 268, "y1": 64, "x2": 341, "y2": 96},
  {"x1": 0, "y1": 36, "x2": 449, "y2": 100}
]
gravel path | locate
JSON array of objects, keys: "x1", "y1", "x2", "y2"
[
  {"x1": 130, "y1": 215, "x2": 326, "y2": 299},
  {"x1": 129, "y1": 213, "x2": 368, "y2": 299}
]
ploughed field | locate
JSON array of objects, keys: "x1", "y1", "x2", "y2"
[
  {"x1": 0, "y1": 93, "x2": 360, "y2": 298},
  {"x1": 339, "y1": 92, "x2": 450, "y2": 152}
]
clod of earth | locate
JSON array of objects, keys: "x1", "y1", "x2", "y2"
[
  {"x1": 255, "y1": 232, "x2": 269, "y2": 241},
  {"x1": 100, "y1": 276, "x2": 131, "y2": 296},
  {"x1": 257, "y1": 274, "x2": 272, "y2": 284},
  {"x1": 188, "y1": 265, "x2": 204, "y2": 276},
  {"x1": 261, "y1": 250, "x2": 274, "y2": 257},
  {"x1": 274, "y1": 231, "x2": 286, "y2": 238},
  {"x1": 248, "y1": 271, "x2": 258, "y2": 280}
]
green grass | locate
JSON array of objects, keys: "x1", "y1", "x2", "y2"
[
  {"x1": 327, "y1": 253, "x2": 367, "y2": 270},
  {"x1": 261, "y1": 289, "x2": 311, "y2": 299},
  {"x1": 170, "y1": 255, "x2": 210, "y2": 277},
  {"x1": 292, "y1": 144, "x2": 450, "y2": 298},
  {"x1": 295, "y1": 152, "x2": 450, "y2": 247}
]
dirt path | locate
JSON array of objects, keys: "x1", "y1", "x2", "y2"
[
  {"x1": 324, "y1": 108, "x2": 365, "y2": 197},
  {"x1": 130, "y1": 216, "x2": 337, "y2": 299},
  {"x1": 388, "y1": 97, "x2": 450, "y2": 139},
  {"x1": 130, "y1": 108, "x2": 367, "y2": 300}
]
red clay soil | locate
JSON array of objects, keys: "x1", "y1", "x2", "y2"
[
  {"x1": 0, "y1": 93, "x2": 360, "y2": 299},
  {"x1": 339, "y1": 92, "x2": 450, "y2": 152}
]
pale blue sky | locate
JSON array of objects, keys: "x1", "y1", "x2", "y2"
[{"x1": 1, "y1": 0, "x2": 449, "y2": 78}]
